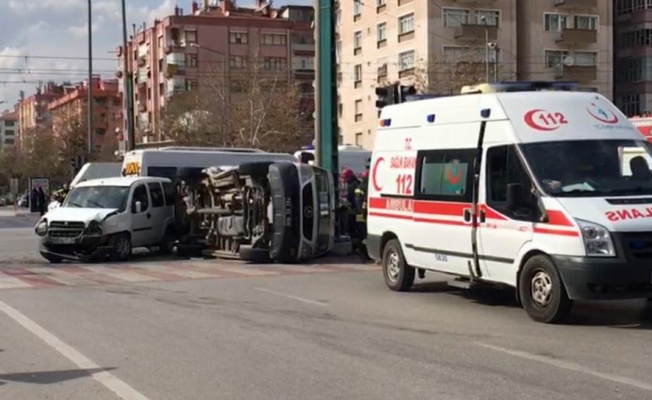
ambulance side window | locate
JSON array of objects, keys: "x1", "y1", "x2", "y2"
[
  {"x1": 415, "y1": 149, "x2": 474, "y2": 202},
  {"x1": 486, "y1": 145, "x2": 534, "y2": 220}
]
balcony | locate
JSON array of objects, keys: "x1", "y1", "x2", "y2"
[
  {"x1": 554, "y1": 65, "x2": 597, "y2": 82},
  {"x1": 291, "y1": 43, "x2": 314, "y2": 52},
  {"x1": 164, "y1": 42, "x2": 185, "y2": 54},
  {"x1": 555, "y1": 28, "x2": 597, "y2": 45},
  {"x1": 455, "y1": 24, "x2": 497, "y2": 42},
  {"x1": 554, "y1": 0, "x2": 597, "y2": 8},
  {"x1": 136, "y1": 68, "x2": 149, "y2": 87}
]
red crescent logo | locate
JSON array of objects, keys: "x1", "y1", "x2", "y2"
[
  {"x1": 523, "y1": 109, "x2": 560, "y2": 131},
  {"x1": 372, "y1": 157, "x2": 385, "y2": 192},
  {"x1": 446, "y1": 166, "x2": 461, "y2": 184}
]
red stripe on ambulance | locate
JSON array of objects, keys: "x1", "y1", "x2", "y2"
[{"x1": 368, "y1": 197, "x2": 577, "y2": 235}]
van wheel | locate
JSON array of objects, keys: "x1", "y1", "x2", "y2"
[
  {"x1": 239, "y1": 246, "x2": 271, "y2": 263},
  {"x1": 518, "y1": 255, "x2": 572, "y2": 323},
  {"x1": 110, "y1": 234, "x2": 132, "y2": 262},
  {"x1": 382, "y1": 239, "x2": 414, "y2": 292}
]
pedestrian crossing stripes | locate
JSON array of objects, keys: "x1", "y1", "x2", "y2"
[{"x1": 0, "y1": 260, "x2": 380, "y2": 290}]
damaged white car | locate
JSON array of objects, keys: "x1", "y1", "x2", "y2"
[{"x1": 35, "y1": 176, "x2": 177, "y2": 263}]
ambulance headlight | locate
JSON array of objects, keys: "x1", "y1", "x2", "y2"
[{"x1": 576, "y1": 219, "x2": 615, "y2": 257}]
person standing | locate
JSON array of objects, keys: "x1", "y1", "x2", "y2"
[{"x1": 37, "y1": 187, "x2": 47, "y2": 216}]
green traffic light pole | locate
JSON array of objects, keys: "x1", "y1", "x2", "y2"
[{"x1": 314, "y1": 0, "x2": 339, "y2": 198}]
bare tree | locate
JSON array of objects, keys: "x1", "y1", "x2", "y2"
[
  {"x1": 51, "y1": 107, "x2": 87, "y2": 163},
  {"x1": 228, "y1": 52, "x2": 308, "y2": 152},
  {"x1": 412, "y1": 50, "x2": 498, "y2": 95},
  {"x1": 159, "y1": 51, "x2": 310, "y2": 152}
]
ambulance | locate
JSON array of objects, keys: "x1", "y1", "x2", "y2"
[{"x1": 367, "y1": 81, "x2": 652, "y2": 324}]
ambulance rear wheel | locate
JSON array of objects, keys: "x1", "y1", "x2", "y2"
[
  {"x1": 519, "y1": 255, "x2": 572, "y2": 324},
  {"x1": 382, "y1": 239, "x2": 414, "y2": 292}
]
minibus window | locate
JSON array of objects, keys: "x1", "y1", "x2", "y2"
[{"x1": 486, "y1": 145, "x2": 536, "y2": 219}]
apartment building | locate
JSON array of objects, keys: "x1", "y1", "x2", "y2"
[
  {"x1": 16, "y1": 82, "x2": 64, "y2": 148},
  {"x1": 614, "y1": 0, "x2": 652, "y2": 116},
  {"x1": 116, "y1": 0, "x2": 314, "y2": 144},
  {"x1": 0, "y1": 109, "x2": 17, "y2": 147},
  {"x1": 48, "y1": 78, "x2": 122, "y2": 152},
  {"x1": 517, "y1": 1, "x2": 612, "y2": 98},
  {"x1": 336, "y1": 0, "x2": 517, "y2": 149}
]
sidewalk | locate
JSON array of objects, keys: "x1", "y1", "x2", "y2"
[{"x1": 0, "y1": 207, "x2": 35, "y2": 218}]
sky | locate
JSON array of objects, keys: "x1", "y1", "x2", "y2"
[{"x1": 0, "y1": 0, "x2": 310, "y2": 108}]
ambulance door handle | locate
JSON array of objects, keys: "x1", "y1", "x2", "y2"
[
  {"x1": 463, "y1": 209, "x2": 471, "y2": 222},
  {"x1": 479, "y1": 210, "x2": 486, "y2": 223}
]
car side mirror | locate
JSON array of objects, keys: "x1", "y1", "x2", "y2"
[{"x1": 134, "y1": 201, "x2": 142, "y2": 214}]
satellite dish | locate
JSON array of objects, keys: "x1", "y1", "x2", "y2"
[{"x1": 562, "y1": 56, "x2": 574, "y2": 66}]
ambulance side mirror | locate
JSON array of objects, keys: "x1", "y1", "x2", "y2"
[{"x1": 506, "y1": 183, "x2": 528, "y2": 213}]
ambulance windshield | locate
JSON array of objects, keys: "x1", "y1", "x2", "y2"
[{"x1": 520, "y1": 139, "x2": 652, "y2": 197}]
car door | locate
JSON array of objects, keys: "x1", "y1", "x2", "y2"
[
  {"x1": 478, "y1": 144, "x2": 535, "y2": 284},
  {"x1": 147, "y1": 182, "x2": 168, "y2": 241},
  {"x1": 130, "y1": 183, "x2": 153, "y2": 247}
]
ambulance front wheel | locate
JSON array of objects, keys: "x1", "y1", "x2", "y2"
[
  {"x1": 382, "y1": 239, "x2": 415, "y2": 292},
  {"x1": 519, "y1": 255, "x2": 573, "y2": 324}
]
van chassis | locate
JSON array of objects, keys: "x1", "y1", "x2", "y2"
[{"x1": 177, "y1": 163, "x2": 273, "y2": 262}]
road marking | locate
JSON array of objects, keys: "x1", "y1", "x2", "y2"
[
  {"x1": 0, "y1": 276, "x2": 32, "y2": 289},
  {"x1": 475, "y1": 342, "x2": 652, "y2": 392},
  {"x1": 0, "y1": 299, "x2": 150, "y2": 400},
  {"x1": 254, "y1": 287, "x2": 328, "y2": 307}
]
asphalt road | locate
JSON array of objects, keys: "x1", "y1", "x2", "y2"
[{"x1": 0, "y1": 215, "x2": 651, "y2": 400}]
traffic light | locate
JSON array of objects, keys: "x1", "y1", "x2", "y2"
[
  {"x1": 375, "y1": 85, "x2": 396, "y2": 109},
  {"x1": 397, "y1": 85, "x2": 417, "y2": 104}
]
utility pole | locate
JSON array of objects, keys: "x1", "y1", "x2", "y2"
[
  {"x1": 121, "y1": 0, "x2": 136, "y2": 150},
  {"x1": 314, "y1": 0, "x2": 338, "y2": 186},
  {"x1": 87, "y1": 0, "x2": 93, "y2": 157}
]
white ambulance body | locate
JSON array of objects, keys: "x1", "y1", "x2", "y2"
[{"x1": 367, "y1": 85, "x2": 652, "y2": 323}]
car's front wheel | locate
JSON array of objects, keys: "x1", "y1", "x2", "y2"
[{"x1": 110, "y1": 234, "x2": 132, "y2": 262}]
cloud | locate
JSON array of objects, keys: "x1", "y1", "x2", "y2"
[
  {"x1": 0, "y1": 0, "x2": 309, "y2": 107},
  {"x1": 0, "y1": 0, "x2": 176, "y2": 106}
]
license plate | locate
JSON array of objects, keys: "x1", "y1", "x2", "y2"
[{"x1": 49, "y1": 237, "x2": 76, "y2": 244}]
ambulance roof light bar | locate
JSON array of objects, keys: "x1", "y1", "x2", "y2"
[{"x1": 460, "y1": 81, "x2": 578, "y2": 94}]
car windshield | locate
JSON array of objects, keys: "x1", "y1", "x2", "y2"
[
  {"x1": 520, "y1": 139, "x2": 652, "y2": 197},
  {"x1": 63, "y1": 186, "x2": 129, "y2": 210}
]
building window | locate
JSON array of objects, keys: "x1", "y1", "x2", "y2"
[
  {"x1": 574, "y1": 15, "x2": 598, "y2": 30},
  {"x1": 617, "y1": 94, "x2": 642, "y2": 117},
  {"x1": 398, "y1": 13, "x2": 415, "y2": 34},
  {"x1": 184, "y1": 30, "x2": 197, "y2": 44},
  {"x1": 574, "y1": 51, "x2": 597, "y2": 66},
  {"x1": 355, "y1": 132, "x2": 363, "y2": 145},
  {"x1": 336, "y1": 41, "x2": 341, "y2": 61},
  {"x1": 399, "y1": 50, "x2": 415, "y2": 71},
  {"x1": 443, "y1": 8, "x2": 469, "y2": 28},
  {"x1": 543, "y1": 13, "x2": 569, "y2": 32},
  {"x1": 544, "y1": 50, "x2": 569, "y2": 68},
  {"x1": 5, "y1": 130, "x2": 14, "y2": 136},
  {"x1": 186, "y1": 79, "x2": 198, "y2": 90},
  {"x1": 229, "y1": 32, "x2": 248, "y2": 44},
  {"x1": 377, "y1": 0, "x2": 386, "y2": 13},
  {"x1": 377, "y1": 58, "x2": 388, "y2": 80},
  {"x1": 188, "y1": 54, "x2": 198, "y2": 67},
  {"x1": 354, "y1": 64, "x2": 362, "y2": 88},
  {"x1": 355, "y1": 100, "x2": 363, "y2": 122},
  {"x1": 4, "y1": 120, "x2": 14, "y2": 127},
  {"x1": 229, "y1": 56, "x2": 247, "y2": 69},
  {"x1": 261, "y1": 33, "x2": 286, "y2": 45},
  {"x1": 353, "y1": 0, "x2": 362, "y2": 20},
  {"x1": 353, "y1": 31, "x2": 362, "y2": 55},
  {"x1": 377, "y1": 23, "x2": 387, "y2": 42},
  {"x1": 264, "y1": 57, "x2": 286, "y2": 70},
  {"x1": 475, "y1": 10, "x2": 500, "y2": 26}
]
